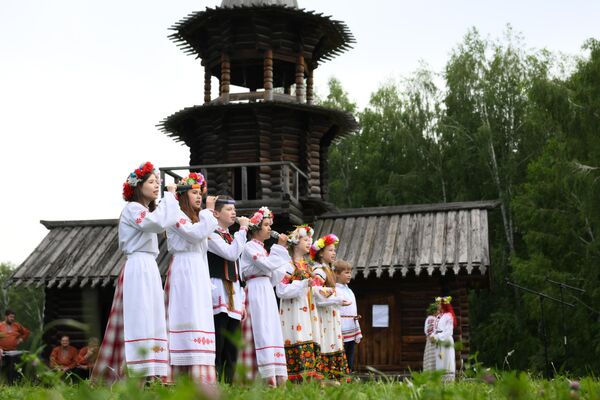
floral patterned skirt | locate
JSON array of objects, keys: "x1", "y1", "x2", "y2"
[
  {"x1": 318, "y1": 349, "x2": 350, "y2": 382},
  {"x1": 284, "y1": 341, "x2": 323, "y2": 382}
]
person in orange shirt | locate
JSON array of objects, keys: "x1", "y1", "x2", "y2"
[
  {"x1": 76, "y1": 337, "x2": 99, "y2": 377},
  {"x1": 50, "y1": 335, "x2": 78, "y2": 372},
  {"x1": 0, "y1": 309, "x2": 30, "y2": 354}
]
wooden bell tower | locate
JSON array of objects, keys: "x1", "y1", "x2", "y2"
[{"x1": 159, "y1": 0, "x2": 357, "y2": 229}]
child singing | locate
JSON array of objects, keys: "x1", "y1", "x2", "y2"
[
  {"x1": 239, "y1": 207, "x2": 290, "y2": 387},
  {"x1": 276, "y1": 225, "x2": 322, "y2": 382},
  {"x1": 207, "y1": 196, "x2": 250, "y2": 383},
  {"x1": 310, "y1": 234, "x2": 351, "y2": 384}
]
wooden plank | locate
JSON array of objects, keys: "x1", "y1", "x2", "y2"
[
  {"x1": 345, "y1": 217, "x2": 366, "y2": 267},
  {"x1": 444, "y1": 211, "x2": 457, "y2": 264},
  {"x1": 357, "y1": 216, "x2": 378, "y2": 270},
  {"x1": 337, "y1": 217, "x2": 356, "y2": 261},
  {"x1": 381, "y1": 214, "x2": 400, "y2": 267},
  {"x1": 418, "y1": 213, "x2": 434, "y2": 267},
  {"x1": 480, "y1": 210, "x2": 490, "y2": 266},
  {"x1": 470, "y1": 209, "x2": 482, "y2": 264},
  {"x1": 457, "y1": 211, "x2": 469, "y2": 264},
  {"x1": 432, "y1": 212, "x2": 446, "y2": 265}
]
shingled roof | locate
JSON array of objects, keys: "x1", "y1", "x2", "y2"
[
  {"x1": 9, "y1": 200, "x2": 496, "y2": 288},
  {"x1": 313, "y1": 200, "x2": 498, "y2": 278},
  {"x1": 8, "y1": 220, "x2": 171, "y2": 288}
]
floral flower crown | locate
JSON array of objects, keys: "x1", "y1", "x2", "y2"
[
  {"x1": 287, "y1": 225, "x2": 314, "y2": 246},
  {"x1": 310, "y1": 233, "x2": 339, "y2": 260},
  {"x1": 249, "y1": 206, "x2": 274, "y2": 228},
  {"x1": 122, "y1": 161, "x2": 159, "y2": 201},
  {"x1": 177, "y1": 172, "x2": 207, "y2": 194},
  {"x1": 435, "y1": 296, "x2": 452, "y2": 305}
]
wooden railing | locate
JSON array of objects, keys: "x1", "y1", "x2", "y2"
[
  {"x1": 210, "y1": 91, "x2": 303, "y2": 105},
  {"x1": 160, "y1": 161, "x2": 308, "y2": 202}
]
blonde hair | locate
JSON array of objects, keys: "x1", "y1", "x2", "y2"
[{"x1": 334, "y1": 260, "x2": 352, "y2": 274}]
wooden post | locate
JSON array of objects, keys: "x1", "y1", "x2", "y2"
[
  {"x1": 295, "y1": 53, "x2": 305, "y2": 103},
  {"x1": 295, "y1": 169, "x2": 299, "y2": 199},
  {"x1": 204, "y1": 67, "x2": 211, "y2": 104},
  {"x1": 241, "y1": 166, "x2": 248, "y2": 201},
  {"x1": 282, "y1": 164, "x2": 290, "y2": 195},
  {"x1": 220, "y1": 53, "x2": 230, "y2": 104},
  {"x1": 263, "y1": 49, "x2": 273, "y2": 101},
  {"x1": 306, "y1": 67, "x2": 314, "y2": 105}
]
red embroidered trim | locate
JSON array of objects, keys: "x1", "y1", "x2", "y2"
[
  {"x1": 124, "y1": 338, "x2": 168, "y2": 343},
  {"x1": 169, "y1": 349, "x2": 216, "y2": 353},
  {"x1": 255, "y1": 345, "x2": 284, "y2": 351},
  {"x1": 126, "y1": 359, "x2": 169, "y2": 365},
  {"x1": 168, "y1": 329, "x2": 215, "y2": 334},
  {"x1": 192, "y1": 337, "x2": 215, "y2": 345}
]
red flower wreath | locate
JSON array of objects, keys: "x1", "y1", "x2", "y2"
[{"x1": 122, "y1": 161, "x2": 158, "y2": 201}]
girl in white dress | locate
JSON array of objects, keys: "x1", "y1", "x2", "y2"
[
  {"x1": 239, "y1": 207, "x2": 291, "y2": 387},
  {"x1": 422, "y1": 303, "x2": 438, "y2": 372},
  {"x1": 276, "y1": 225, "x2": 322, "y2": 382},
  {"x1": 93, "y1": 162, "x2": 178, "y2": 383},
  {"x1": 310, "y1": 234, "x2": 351, "y2": 383},
  {"x1": 430, "y1": 296, "x2": 456, "y2": 382},
  {"x1": 165, "y1": 172, "x2": 219, "y2": 388}
]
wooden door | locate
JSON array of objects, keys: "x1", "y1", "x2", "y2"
[{"x1": 355, "y1": 293, "x2": 400, "y2": 371}]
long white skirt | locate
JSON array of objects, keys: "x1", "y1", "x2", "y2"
[
  {"x1": 165, "y1": 252, "x2": 216, "y2": 367},
  {"x1": 435, "y1": 338, "x2": 456, "y2": 382},
  {"x1": 246, "y1": 277, "x2": 287, "y2": 379},
  {"x1": 122, "y1": 252, "x2": 169, "y2": 376}
]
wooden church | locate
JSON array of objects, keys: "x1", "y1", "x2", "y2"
[{"x1": 10, "y1": 0, "x2": 495, "y2": 373}]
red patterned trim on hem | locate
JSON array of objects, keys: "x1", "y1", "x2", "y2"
[
  {"x1": 125, "y1": 338, "x2": 168, "y2": 343},
  {"x1": 127, "y1": 359, "x2": 169, "y2": 365},
  {"x1": 169, "y1": 349, "x2": 216, "y2": 353},
  {"x1": 255, "y1": 345, "x2": 285, "y2": 351},
  {"x1": 168, "y1": 329, "x2": 215, "y2": 334}
]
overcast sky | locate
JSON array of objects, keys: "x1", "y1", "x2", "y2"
[{"x1": 1, "y1": 0, "x2": 599, "y2": 265}]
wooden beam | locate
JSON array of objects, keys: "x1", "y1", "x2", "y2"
[
  {"x1": 263, "y1": 48, "x2": 273, "y2": 101},
  {"x1": 204, "y1": 66, "x2": 211, "y2": 104},
  {"x1": 220, "y1": 53, "x2": 230, "y2": 103},
  {"x1": 295, "y1": 53, "x2": 305, "y2": 103}
]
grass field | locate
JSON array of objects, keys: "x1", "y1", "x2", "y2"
[{"x1": 1, "y1": 371, "x2": 598, "y2": 400}]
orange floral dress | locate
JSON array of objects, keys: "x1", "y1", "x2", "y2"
[{"x1": 276, "y1": 259, "x2": 323, "y2": 381}]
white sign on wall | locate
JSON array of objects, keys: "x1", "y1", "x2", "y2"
[{"x1": 372, "y1": 304, "x2": 389, "y2": 328}]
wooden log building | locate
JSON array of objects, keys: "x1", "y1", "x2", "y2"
[{"x1": 9, "y1": 0, "x2": 495, "y2": 373}]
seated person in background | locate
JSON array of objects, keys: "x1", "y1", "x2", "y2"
[
  {"x1": 50, "y1": 335, "x2": 78, "y2": 373},
  {"x1": 0, "y1": 309, "x2": 30, "y2": 354},
  {"x1": 76, "y1": 337, "x2": 99, "y2": 377}
]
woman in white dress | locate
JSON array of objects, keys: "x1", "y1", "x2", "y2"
[
  {"x1": 276, "y1": 225, "x2": 322, "y2": 382},
  {"x1": 165, "y1": 172, "x2": 219, "y2": 388},
  {"x1": 310, "y1": 234, "x2": 351, "y2": 383},
  {"x1": 422, "y1": 302, "x2": 438, "y2": 372},
  {"x1": 93, "y1": 162, "x2": 178, "y2": 383},
  {"x1": 239, "y1": 207, "x2": 291, "y2": 387},
  {"x1": 430, "y1": 296, "x2": 456, "y2": 382}
]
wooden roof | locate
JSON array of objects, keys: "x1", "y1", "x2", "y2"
[
  {"x1": 9, "y1": 220, "x2": 171, "y2": 289},
  {"x1": 9, "y1": 200, "x2": 497, "y2": 288},
  {"x1": 313, "y1": 200, "x2": 499, "y2": 278},
  {"x1": 222, "y1": 0, "x2": 298, "y2": 7},
  {"x1": 169, "y1": 5, "x2": 354, "y2": 75}
]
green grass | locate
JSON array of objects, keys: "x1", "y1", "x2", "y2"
[{"x1": 1, "y1": 372, "x2": 599, "y2": 400}]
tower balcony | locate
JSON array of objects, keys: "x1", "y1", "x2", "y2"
[{"x1": 160, "y1": 161, "x2": 311, "y2": 223}]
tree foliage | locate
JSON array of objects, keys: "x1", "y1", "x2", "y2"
[{"x1": 322, "y1": 28, "x2": 600, "y2": 374}]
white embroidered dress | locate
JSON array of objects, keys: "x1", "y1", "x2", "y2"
[
  {"x1": 336, "y1": 283, "x2": 363, "y2": 344},
  {"x1": 208, "y1": 227, "x2": 247, "y2": 320},
  {"x1": 165, "y1": 209, "x2": 218, "y2": 367},
  {"x1": 276, "y1": 259, "x2": 322, "y2": 381},
  {"x1": 240, "y1": 240, "x2": 290, "y2": 379},
  {"x1": 433, "y1": 313, "x2": 456, "y2": 381},
  {"x1": 312, "y1": 264, "x2": 348, "y2": 380},
  {"x1": 119, "y1": 192, "x2": 179, "y2": 377},
  {"x1": 423, "y1": 315, "x2": 436, "y2": 371}
]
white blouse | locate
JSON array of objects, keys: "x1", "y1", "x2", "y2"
[
  {"x1": 118, "y1": 192, "x2": 179, "y2": 257},
  {"x1": 166, "y1": 209, "x2": 218, "y2": 253}
]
